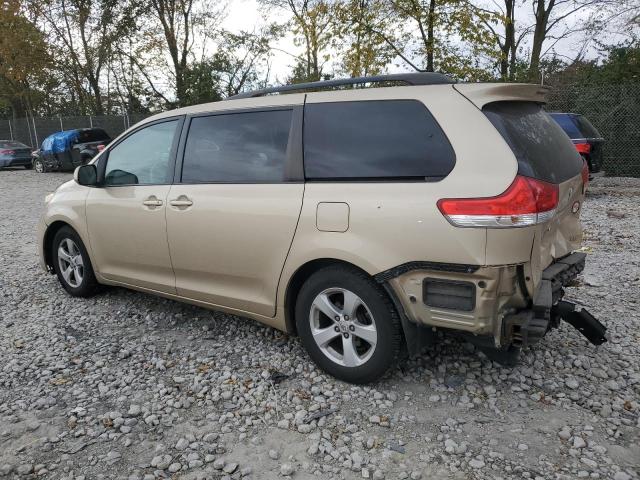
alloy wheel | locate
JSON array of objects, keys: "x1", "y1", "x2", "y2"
[
  {"x1": 309, "y1": 288, "x2": 377, "y2": 367},
  {"x1": 57, "y1": 238, "x2": 84, "y2": 288}
]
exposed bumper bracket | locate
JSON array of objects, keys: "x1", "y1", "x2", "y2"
[{"x1": 552, "y1": 300, "x2": 607, "y2": 345}]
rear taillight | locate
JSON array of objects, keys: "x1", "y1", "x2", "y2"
[
  {"x1": 0, "y1": 149, "x2": 15, "y2": 155},
  {"x1": 574, "y1": 142, "x2": 591, "y2": 154},
  {"x1": 437, "y1": 175, "x2": 559, "y2": 228}
]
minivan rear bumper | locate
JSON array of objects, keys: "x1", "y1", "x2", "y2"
[{"x1": 379, "y1": 252, "x2": 604, "y2": 349}]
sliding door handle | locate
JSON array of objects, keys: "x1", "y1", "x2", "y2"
[{"x1": 169, "y1": 198, "x2": 193, "y2": 207}]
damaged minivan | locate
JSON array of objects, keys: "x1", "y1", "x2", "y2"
[{"x1": 38, "y1": 74, "x2": 607, "y2": 384}]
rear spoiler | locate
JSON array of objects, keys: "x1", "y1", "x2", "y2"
[{"x1": 454, "y1": 83, "x2": 550, "y2": 109}]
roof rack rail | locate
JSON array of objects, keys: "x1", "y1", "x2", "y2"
[{"x1": 228, "y1": 72, "x2": 455, "y2": 99}]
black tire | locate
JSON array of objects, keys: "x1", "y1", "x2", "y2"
[
  {"x1": 51, "y1": 226, "x2": 98, "y2": 297},
  {"x1": 34, "y1": 159, "x2": 47, "y2": 173},
  {"x1": 23, "y1": 163, "x2": 33, "y2": 170},
  {"x1": 295, "y1": 265, "x2": 402, "y2": 384}
]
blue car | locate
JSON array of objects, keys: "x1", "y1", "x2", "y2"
[
  {"x1": 549, "y1": 113, "x2": 605, "y2": 175},
  {"x1": 34, "y1": 128, "x2": 111, "y2": 173},
  {"x1": 0, "y1": 140, "x2": 33, "y2": 169}
]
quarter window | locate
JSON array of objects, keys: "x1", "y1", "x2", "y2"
[
  {"x1": 104, "y1": 120, "x2": 179, "y2": 185},
  {"x1": 303, "y1": 100, "x2": 455, "y2": 180},
  {"x1": 181, "y1": 110, "x2": 292, "y2": 183}
]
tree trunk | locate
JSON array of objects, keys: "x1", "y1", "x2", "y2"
[
  {"x1": 426, "y1": 0, "x2": 436, "y2": 72},
  {"x1": 529, "y1": 0, "x2": 554, "y2": 82},
  {"x1": 503, "y1": 0, "x2": 515, "y2": 80}
]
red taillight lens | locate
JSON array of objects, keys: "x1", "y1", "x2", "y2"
[
  {"x1": 574, "y1": 142, "x2": 591, "y2": 154},
  {"x1": 437, "y1": 175, "x2": 559, "y2": 228},
  {"x1": 0, "y1": 149, "x2": 15, "y2": 155}
]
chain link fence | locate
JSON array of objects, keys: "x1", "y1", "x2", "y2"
[
  {"x1": 1, "y1": 83, "x2": 639, "y2": 176},
  {"x1": 0, "y1": 113, "x2": 151, "y2": 151},
  {"x1": 546, "y1": 83, "x2": 640, "y2": 177}
]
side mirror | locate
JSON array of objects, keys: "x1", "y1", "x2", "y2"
[{"x1": 74, "y1": 164, "x2": 98, "y2": 186}]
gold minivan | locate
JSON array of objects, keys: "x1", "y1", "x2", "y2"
[{"x1": 38, "y1": 74, "x2": 606, "y2": 383}]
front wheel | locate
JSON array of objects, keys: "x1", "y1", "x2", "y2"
[
  {"x1": 295, "y1": 265, "x2": 402, "y2": 384},
  {"x1": 34, "y1": 159, "x2": 46, "y2": 173},
  {"x1": 52, "y1": 226, "x2": 98, "y2": 297}
]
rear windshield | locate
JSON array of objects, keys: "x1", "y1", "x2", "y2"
[
  {"x1": 484, "y1": 102, "x2": 583, "y2": 184},
  {"x1": 0, "y1": 141, "x2": 29, "y2": 149},
  {"x1": 549, "y1": 113, "x2": 581, "y2": 138},
  {"x1": 77, "y1": 129, "x2": 110, "y2": 143}
]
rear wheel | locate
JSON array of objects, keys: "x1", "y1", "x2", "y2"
[
  {"x1": 295, "y1": 265, "x2": 402, "y2": 383},
  {"x1": 52, "y1": 226, "x2": 98, "y2": 297}
]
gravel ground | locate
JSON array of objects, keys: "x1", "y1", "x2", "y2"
[{"x1": 1, "y1": 170, "x2": 639, "y2": 480}]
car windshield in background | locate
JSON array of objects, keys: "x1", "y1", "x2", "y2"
[
  {"x1": 0, "y1": 141, "x2": 29, "y2": 149},
  {"x1": 549, "y1": 113, "x2": 582, "y2": 138},
  {"x1": 484, "y1": 101, "x2": 583, "y2": 184},
  {"x1": 77, "y1": 130, "x2": 109, "y2": 143}
]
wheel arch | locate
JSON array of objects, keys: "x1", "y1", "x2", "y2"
[
  {"x1": 43, "y1": 220, "x2": 92, "y2": 273},
  {"x1": 43, "y1": 221, "x2": 72, "y2": 271},
  {"x1": 283, "y1": 258, "x2": 379, "y2": 336}
]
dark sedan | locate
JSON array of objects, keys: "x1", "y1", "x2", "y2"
[
  {"x1": 0, "y1": 140, "x2": 33, "y2": 169},
  {"x1": 549, "y1": 112, "x2": 605, "y2": 176}
]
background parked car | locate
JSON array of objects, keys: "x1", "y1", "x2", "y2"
[
  {"x1": 34, "y1": 128, "x2": 111, "y2": 173},
  {"x1": 0, "y1": 140, "x2": 33, "y2": 169},
  {"x1": 549, "y1": 112, "x2": 605, "y2": 176}
]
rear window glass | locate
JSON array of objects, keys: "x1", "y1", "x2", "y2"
[
  {"x1": 182, "y1": 110, "x2": 292, "y2": 183},
  {"x1": 573, "y1": 115, "x2": 601, "y2": 138},
  {"x1": 0, "y1": 141, "x2": 28, "y2": 149},
  {"x1": 549, "y1": 113, "x2": 581, "y2": 138},
  {"x1": 77, "y1": 129, "x2": 110, "y2": 143},
  {"x1": 303, "y1": 100, "x2": 455, "y2": 180},
  {"x1": 484, "y1": 102, "x2": 583, "y2": 183}
]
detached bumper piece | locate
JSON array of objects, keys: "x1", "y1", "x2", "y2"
[
  {"x1": 552, "y1": 300, "x2": 607, "y2": 345},
  {"x1": 503, "y1": 252, "x2": 607, "y2": 347}
]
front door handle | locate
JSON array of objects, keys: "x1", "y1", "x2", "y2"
[
  {"x1": 169, "y1": 197, "x2": 193, "y2": 208},
  {"x1": 142, "y1": 196, "x2": 163, "y2": 207}
]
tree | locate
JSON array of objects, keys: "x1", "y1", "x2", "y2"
[
  {"x1": 353, "y1": 0, "x2": 498, "y2": 80},
  {"x1": 333, "y1": 0, "x2": 394, "y2": 77},
  {"x1": 473, "y1": 0, "x2": 530, "y2": 80},
  {"x1": 0, "y1": 0, "x2": 51, "y2": 117},
  {"x1": 31, "y1": 0, "x2": 139, "y2": 114},
  {"x1": 525, "y1": 0, "x2": 636, "y2": 82},
  {"x1": 261, "y1": 0, "x2": 334, "y2": 83},
  {"x1": 146, "y1": 0, "x2": 225, "y2": 107}
]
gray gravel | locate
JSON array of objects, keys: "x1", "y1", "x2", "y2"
[{"x1": 1, "y1": 169, "x2": 639, "y2": 479}]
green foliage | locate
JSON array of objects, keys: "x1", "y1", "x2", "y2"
[
  {"x1": 2, "y1": 0, "x2": 640, "y2": 118},
  {"x1": 0, "y1": 0, "x2": 51, "y2": 116}
]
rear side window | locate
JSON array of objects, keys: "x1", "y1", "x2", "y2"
[
  {"x1": 182, "y1": 110, "x2": 292, "y2": 183},
  {"x1": 78, "y1": 129, "x2": 110, "y2": 143},
  {"x1": 303, "y1": 100, "x2": 455, "y2": 180},
  {"x1": 484, "y1": 102, "x2": 583, "y2": 184},
  {"x1": 549, "y1": 113, "x2": 581, "y2": 138}
]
